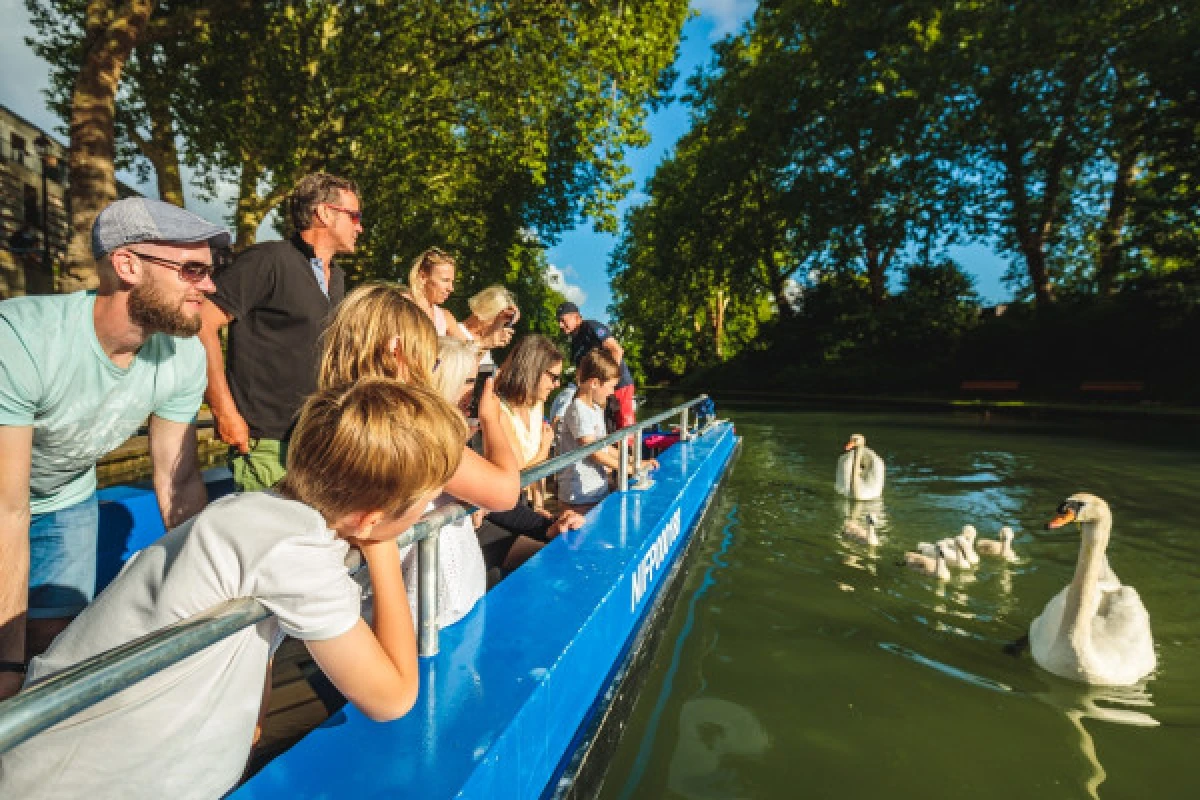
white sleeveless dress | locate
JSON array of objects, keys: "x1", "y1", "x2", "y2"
[{"x1": 400, "y1": 494, "x2": 486, "y2": 629}]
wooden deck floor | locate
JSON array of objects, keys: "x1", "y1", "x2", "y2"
[{"x1": 246, "y1": 638, "x2": 344, "y2": 778}]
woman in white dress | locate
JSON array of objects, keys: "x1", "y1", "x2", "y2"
[{"x1": 399, "y1": 336, "x2": 489, "y2": 629}]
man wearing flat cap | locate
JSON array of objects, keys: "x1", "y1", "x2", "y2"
[
  {"x1": 0, "y1": 197, "x2": 228, "y2": 699},
  {"x1": 556, "y1": 301, "x2": 637, "y2": 430}
]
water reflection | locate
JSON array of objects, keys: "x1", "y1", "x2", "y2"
[
  {"x1": 882, "y1": 637, "x2": 1160, "y2": 800},
  {"x1": 838, "y1": 497, "x2": 888, "y2": 533},
  {"x1": 666, "y1": 697, "x2": 769, "y2": 800},
  {"x1": 1037, "y1": 682, "x2": 1159, "y2": 800}
]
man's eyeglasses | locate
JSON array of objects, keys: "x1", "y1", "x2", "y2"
[
  {"x1": 323, "y1": 204, "x2": 363, "y2": 225},
  {"x1": 544, "y1": 370, "x2": 562, "y2": 386},
  {"x1": 129, "y1": 251, "x2": 215, "y2": 283}
]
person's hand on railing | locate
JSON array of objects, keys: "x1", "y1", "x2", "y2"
[
  {"x1": 212, "y1": 405, "x2": 251, "y2": 454},
  {"x1": 633, "y1": 457, "x2": 659, "y2": 475},
  {"x1": 546, "y1": 509, "x2": 585, "y2": 539}
]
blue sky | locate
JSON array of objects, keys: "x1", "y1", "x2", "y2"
[{"x1": 1, "y1": 0, "x2": 1010, "y2": 315}]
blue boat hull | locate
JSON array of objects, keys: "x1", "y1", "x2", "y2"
[{"x1": 233, "y1": 421, "x2": 739, "y2": 799}]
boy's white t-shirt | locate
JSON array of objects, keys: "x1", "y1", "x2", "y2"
[
  {"x1": 0, "y1": 491, "x2": 362, "y2": 800},
  {"x1": 557, "y1": 396, "x2": 610, "y2": 504}
]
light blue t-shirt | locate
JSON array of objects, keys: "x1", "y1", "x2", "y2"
[{"x1": 0, "y1": 291, "x2": 207, "y2": 513}]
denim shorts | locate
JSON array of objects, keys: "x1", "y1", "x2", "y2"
[{"x1": 29, "y1": 493, "x2": 99, "y2": 619}]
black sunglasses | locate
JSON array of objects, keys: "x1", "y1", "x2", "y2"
[{"x1": 129, "y1": 250, "x2": 216, "y2": 283}]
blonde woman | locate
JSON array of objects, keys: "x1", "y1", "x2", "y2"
[
  {"x1": 401, "y1": 336, "x2": 488, "y2": 628},
  {"x1": 318, "y1": 284, "x2": 520, "y2": 513},
  {"x1": 407, "y1": 247, "x2": 466, "y2": 340},
  {"x1": 460, "y1": 284, "x2": 519, "y2": 362}
]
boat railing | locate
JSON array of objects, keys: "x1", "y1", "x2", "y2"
[{"x1": 0, "y1": 394, "x2": 712, "y2": 755}]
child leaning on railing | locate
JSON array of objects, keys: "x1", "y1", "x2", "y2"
[{"x1": 0, "y1": 379, "x2": 466, "y2": 800}]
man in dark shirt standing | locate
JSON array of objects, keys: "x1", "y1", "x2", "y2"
[
  {"x1": 556, "y1": 302, "x2": 637, "y2": 429},
  {"x1": 197, "y1": 172, "x2": 361, "y2": 491}
]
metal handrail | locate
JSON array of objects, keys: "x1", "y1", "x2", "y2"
[{"x1": 0, "y1": 395, "x2": 710, "y2": 755}]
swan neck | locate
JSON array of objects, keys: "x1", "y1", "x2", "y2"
[
  {"x1": 850, "y1": 446, "x2": 863, "y2": 496},
  {"x1": 1064, "y1": 516, "x2": 1111, "y2": 639}
]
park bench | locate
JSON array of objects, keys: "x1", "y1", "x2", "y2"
[
  {"x1": 1080, "y1": 380, "x2": 1145, "y2": 400},
  {"x1": 959, "y1": 380, "x2": 1020, "y2": 392}
]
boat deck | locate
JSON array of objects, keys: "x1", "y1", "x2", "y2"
[{"x1": 233, "y1": 421, "x2": 738, "y2": 799}]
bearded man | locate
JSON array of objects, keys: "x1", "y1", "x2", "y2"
[{"x1": 0, "y1": 198, "x2": 229, "y2": 699}]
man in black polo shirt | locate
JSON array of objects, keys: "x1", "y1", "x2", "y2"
[
  {"x1": 556, "y1": 302, "x2": 637, "y2": 429},
  {"x1": 198, "y1": 172, "x2": 360, "y2": 491}
]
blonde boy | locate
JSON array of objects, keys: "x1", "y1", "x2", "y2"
[
  {"x1": 557, "y1": 351, "x2": 656, "y2": 512},
  {"x1": 0, "y1": 379, "x2": 466, "y2": 800}
]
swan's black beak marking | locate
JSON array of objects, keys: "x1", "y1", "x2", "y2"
[{"x1": 1046, "y1": 500, "x2": 1081, "y2": 529}]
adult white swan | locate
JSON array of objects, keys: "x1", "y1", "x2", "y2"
[
  {"x1": 835, "y1": 434, "x2": 885, "y2": 500},
  {"x1": 1030, "y1": 494, "x2": 1156, "y2": 686}
]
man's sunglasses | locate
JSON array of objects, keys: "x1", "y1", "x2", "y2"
[
  {"x1": 323, "y1": 204, "x2": 364, "y2": 225},
  {"x1": 129, "y1": 250, "x2": 218, "y2": 283}
]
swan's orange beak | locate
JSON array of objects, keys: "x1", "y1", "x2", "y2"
[
  {"x1": 843, "y1": 441, "x2": 856, "y2": 451},
  {"x1": 1046, "y1": 509, "x2": 1076, "y2": 529}
]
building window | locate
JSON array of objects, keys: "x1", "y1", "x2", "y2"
[
  {"x1": 10, "y1": 133, "x2": 27, "y2": 166},
  {"x1": 24, "y1": 185, "x2": 41, "y2": 227}
]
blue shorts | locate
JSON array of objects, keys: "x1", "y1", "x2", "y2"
[{"x1": 29, "y1": 494, "x2": 99, "y2": 619}]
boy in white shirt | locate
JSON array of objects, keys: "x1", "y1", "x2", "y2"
[
  {"x1": 557, "y1": 351, "x2": 656, "y2": 512},
  {"x1": 0, "y1": 379, "x2": 467, "y2": 800}
]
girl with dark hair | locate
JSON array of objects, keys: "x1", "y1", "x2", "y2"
[{"x1": 482, "y1": 335, "x2": 584, "y2": 576}]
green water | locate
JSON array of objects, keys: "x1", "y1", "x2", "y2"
[{"x1": 600, "y1": 409, "x2": 1200, "y2": 800}]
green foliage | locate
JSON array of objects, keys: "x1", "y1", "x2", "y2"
[
  {"x1": 612, "y1": 0, "x2": 1200, "y2": 397},
  {"x1": 27, "y1": 0, "x2": 691, "y2": 301}
]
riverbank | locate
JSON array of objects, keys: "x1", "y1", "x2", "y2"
[{"x1": 683, "y1": 388, "x2": 1200, "y2": 422}]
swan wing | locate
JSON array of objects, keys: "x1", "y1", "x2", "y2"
[
  {"x1": 1090, "y1": 587, "x2": 1156, "y2": 685},
  {"x1": 857, "y1": 448, "x2": 886, "y2": 500},
  {"x1": 1031, "y1": 586, "x2": 1071, "y2": 673}
]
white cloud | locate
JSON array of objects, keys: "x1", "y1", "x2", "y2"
[
  {"x1": 544, "y1": 263, "x2": 587, "y2": 307},
  {"x1": 693, "y1": 0, "x2": 756, "y2": 39}
]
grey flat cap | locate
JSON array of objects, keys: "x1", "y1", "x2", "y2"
[{"x1": 92, "y1": 197, "x2": 232, "y2": 258}]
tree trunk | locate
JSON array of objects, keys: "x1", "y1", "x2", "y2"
[
  {"x1": 233, "y1": 159, "x2": 293, "y2": 249},
  {"x1": 862, "y1": 241, "x2": 894, "y2": 307},
  {"x1": 709, "y1": 287, "x2": 729, "y2": 359},
  {"x1": 234, "y1": 159, "x2": 264, "y2": 248},
  {"x1": 60, "y1": 1, "x2": 158, "y2": 292},
  {"x1": 1000, "y1": 132, "x2": 1056, "y2": 305},
  {"x1": 146, "y1": 98, "x2": 184, "y2": 206},
  {"x1": 1095, "y1": 147, "x2": 1136, "y2": 295}
]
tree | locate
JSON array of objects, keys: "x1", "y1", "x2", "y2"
[
  {"x1": 29, "y1": 1, "x2": 691, "y2": 293},
  {"x1": 27, "y1": 0, "x2": 158, "y2": 291}
]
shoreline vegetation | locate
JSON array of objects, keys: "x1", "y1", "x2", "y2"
[
  {"x1": 608, "y1": 2, "x2": 1200, "y2": 404},
  {"x1": 670, "y1": 273, "x2": 1200, "y2": 410}
]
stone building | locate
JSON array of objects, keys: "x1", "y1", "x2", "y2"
[
  {"x1": 1, "y1": 104, "x2": 68, "y2": 298},
  {"x1": 2, "y1": 104, "x2": 143, "y2": 299}
]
